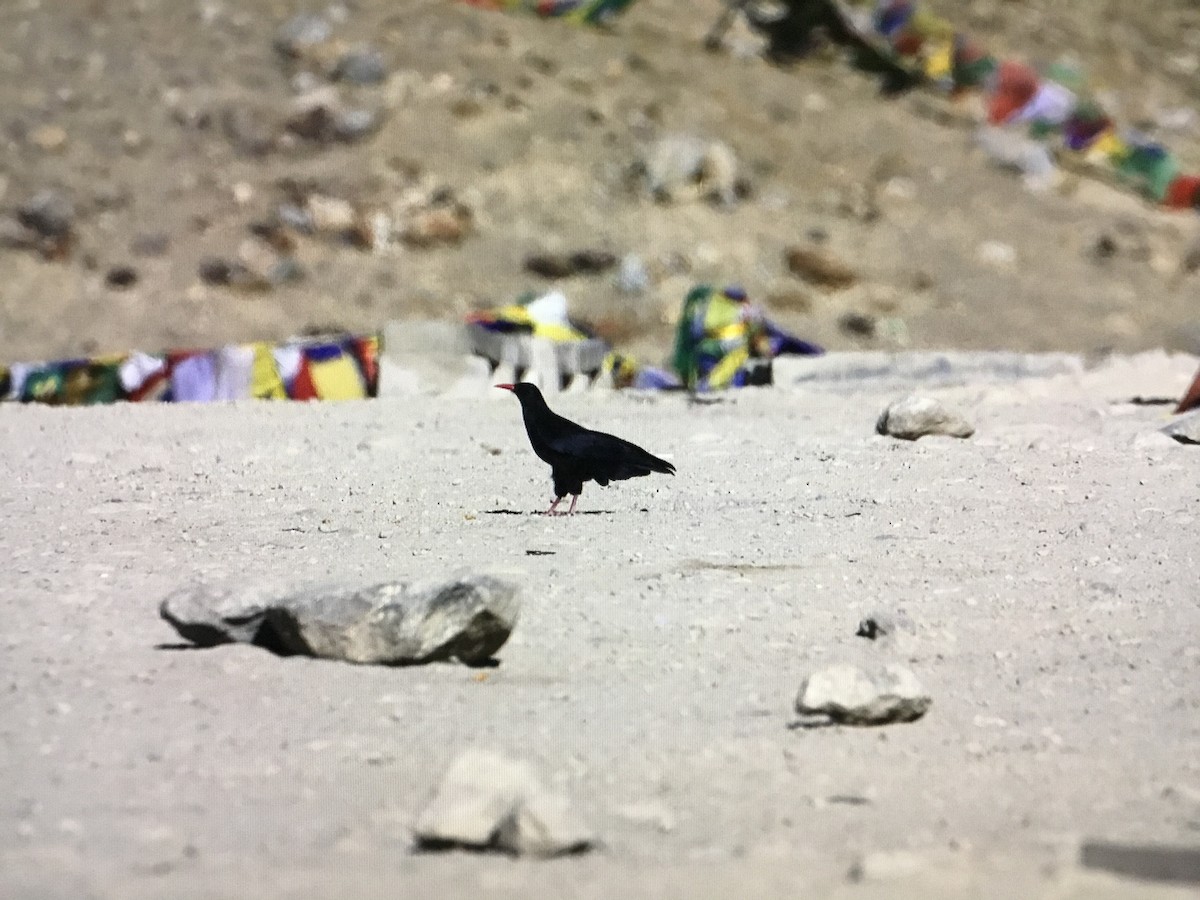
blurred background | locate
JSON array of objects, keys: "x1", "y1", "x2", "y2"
[{"x1": 1, "y1": 0, "x2": 1198, "y2": 369}]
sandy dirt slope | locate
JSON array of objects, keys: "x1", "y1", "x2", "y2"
[
  {"x1": 2, "y1": 0, "x2": 1200, "y2": 367},
  {"x1": 1, "y1": 353, "x2": 1198, "y2": 898}
]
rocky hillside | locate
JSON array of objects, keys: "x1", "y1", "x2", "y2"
[{"x1": 2, "y1": 0, "x2": 1198, "y2": 365}]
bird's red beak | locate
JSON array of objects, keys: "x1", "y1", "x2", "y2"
[{"x1": 494, "y1": 383, "x2": 515, "y2": 391}]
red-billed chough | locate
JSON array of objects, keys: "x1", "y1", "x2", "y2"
[{"x1": 496, "y1": 382, "x2": 675, "y2": 515}]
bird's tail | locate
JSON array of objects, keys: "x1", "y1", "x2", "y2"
[{"x1": 643, "y1": 451, "x2": 675, "y2": 476}]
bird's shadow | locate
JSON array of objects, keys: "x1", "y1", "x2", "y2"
[
  {"x1": 155, "y1": 642, "x2": 211, "y2": 652},
  {"x1": 786, "y1": 717, "x2": 840, "y2": 731},
  {"x1": 484, "y1": 509, "x2": 613, "y2": 517}
]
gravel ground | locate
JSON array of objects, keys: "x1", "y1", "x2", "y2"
[{"x1": 2, "y1": 352, "x2": 1198, "y2": 898}]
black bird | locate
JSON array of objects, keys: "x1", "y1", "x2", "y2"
[{"x1": 496, "y1": 382, "x2": 675, "y2": 515}]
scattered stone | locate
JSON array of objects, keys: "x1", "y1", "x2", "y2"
[
  {"x1": 276, "y1": 202, "x2": 315, "y2": 234},
  {"x1": 19, "y1": 190, "x2": 74, "y2": 239},
  {"x1": 91, "y1": 182, "x2": 132, "y2": 212},
  {"x1": 795, "y1": 664, "x2": 931, "y2": 725},
  {"x1": 122, "y1": 129, "x2": 147, "y2": 154},
  {"x1": 565, "y1": 249, "x2": 617, "y2": 274},
  {"x1": 29, "y1": 124, "x2": 68, "y2": 153},
  {"x1": 1162, "y1": 411, "x2": 1200, "y2": 445},
  {"x1": 347, "y1": 209, "x2": 392, "y2": 252},
  {"x1": 130, "y1": 232, "x2": 170, "y2": 257},
  {"x1": 414, "y1": 749, "x2": 594, "y2": 857},
  {"x1": 265, "y1": 256, "x2": 304, "y2": 285},
  {"x1": 335, "y1": 46, "x2": 387, "y2": 85},
  {"x1": 248, "y1": 220, "x2": 298, "y2": 254},
  {"x1": 105, "y1": 265, "x2": 138, "y2": 289},
  {"x1": 524, "y1": 250, "x2": 618, "y2": 279},
  {"x1": 1089, "y1": 219, "x2": 1152, "y2": 264},
  {"x1": 615, "y1": 254, "x2": 649, "y2": 294},
  {"x1": 977, "y1": 126, "x2": 1057, "y2": 191},
  {"x1": 848, "y1": 850, "x2": 927, "y2": 882},
  {"x1": 643, "y1": 134, "x2": 740, "y2": 206},
  {"x1": 286, "y1": 89, "x2": 382, "y2": 144},
  {"x1": 449, "y1": 96, "x2": 485, "y2": 119},
  {"x1": 786, "y1": 245, "x2": 858, "y2": 290},
  {"x1": 976, "y1": 239, "x2": 1017, "y2": 267},
  {"x1": 221, "y1": 105, "x2": 277, "y2": 157},
  {"x1": 839, "y1": 312, "x2": 876, "y2": 338},
  {"x1": 231, "y1": 182, "x2": 254, "y2": 206},
  {"x1": 159, "y1": 575, "x2": 520, "y2": 666},
  {"x1": 402, "y1": 202, "x2": 472, "y2": 248},
  {"x1": 834, "y1": 181, "x2": 880, "y2": 223},
  {"x1": 197, "y1": 257, "x2": 271, "y2": 292},
  {"x1": 7, "y1": 190, "x2": 76, "y2": 259},
  {"x1": 855, "y1": 611, "x2": 916, "y2": 648},
  {"x1": 238, "y1": 238, "x2": 302, "y2": 286},
  {"x1": 332, "y1": 107, "x2": 382, "y2": 142},
  {"x1": 274, "y1": 13, "x2": 333, "y2": 59},
  {"x1": 306, "y1": 193, "x2": 357, "y2": 236},
  {"x1": 883, "y1": 176, "x2": 917, "y2": 201},
  {"x1": 855, "y1": 616, "x2": 889, "y2": 640},
  {"x1": 876, "y1": 395, "x2": 975, "y2": 440}
]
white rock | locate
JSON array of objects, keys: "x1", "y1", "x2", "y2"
[
  {"x1": 306, "y1": 194, "x2": 356, "y2": 235},
  {"x1": 876, "y1": 395, "x2": 975, "y2": 440},
  {"x1": 414, "y1": 749, "x2": 594, "y2": 857},
  {"x1": 977, "y1": 240, "x2": 1017, "y2": 267},
  {"x1": 415, "y1": 750, "x2": 529, "y2": 847},
  {"x1": 1162, "y1": 410, "x2": 1200, "y2": 445},
  {"x1": 795, "y1": 664, "x2": 932, "y2": 725}
]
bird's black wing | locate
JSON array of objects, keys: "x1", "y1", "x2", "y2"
[{"x1": 547, "y1": 429, "x2": 675, "y2": 483}]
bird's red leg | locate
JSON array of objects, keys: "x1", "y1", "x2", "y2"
[
  {"x1": 544, "y1": 496, "x2": 563, "y2": 516},
  {"x1": 567, "y1": 494, "x2": 579, "y2": 515}
]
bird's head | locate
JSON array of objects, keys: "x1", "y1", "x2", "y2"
[{"x1": 494, "y1": 382, "x2": 541, "y2": 403}]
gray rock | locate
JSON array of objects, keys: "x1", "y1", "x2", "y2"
[
  {"x1": 615, "y1": 254, "x2": 649, "y2": 294},
  {"x1": 855, "y1": 609, "x2": 915, "y2": 642},
  {"x1": 335, "y1": 46, "x2": 387, "y2": 85},
  {"x1": 159, "y1": 575, "x2": 520, "y2": 666},
  {"x1": 795, "y1": 664, "x2": 931, "y2": 725},
  {"x1": 1162, "y1": 411, "x2": 1200, "y2": 445},
  {"x1": 414, "y1": 749, "x2": 594, "y2": 857},
  {"x1": 855, "y1": 615, "x2": 892, "y2": 641},
  {"x1": 876, "y1": 395, "x2": 974, "y2": 440},
  {"x1": 333, "y1": 107, "x2": 381, "y2": 142},
  {"x1": 18, "y1": 190, "x2": 74, "y2": 238},
  {"x1": 643, "y1": 134, "x2": 739, "y2": 206},
  {"x1": 276, "y1": 202, "x2": 315, "y2": 234},
  {"x1": 274, "y1": 13, "x2": 332, "y2": 58},
  {"x1": 286, "y1": 91, "x2": 381, "y2": 144},
  {"x1": 197, "y1": 257, "x2": 271, "y2": 292}
]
